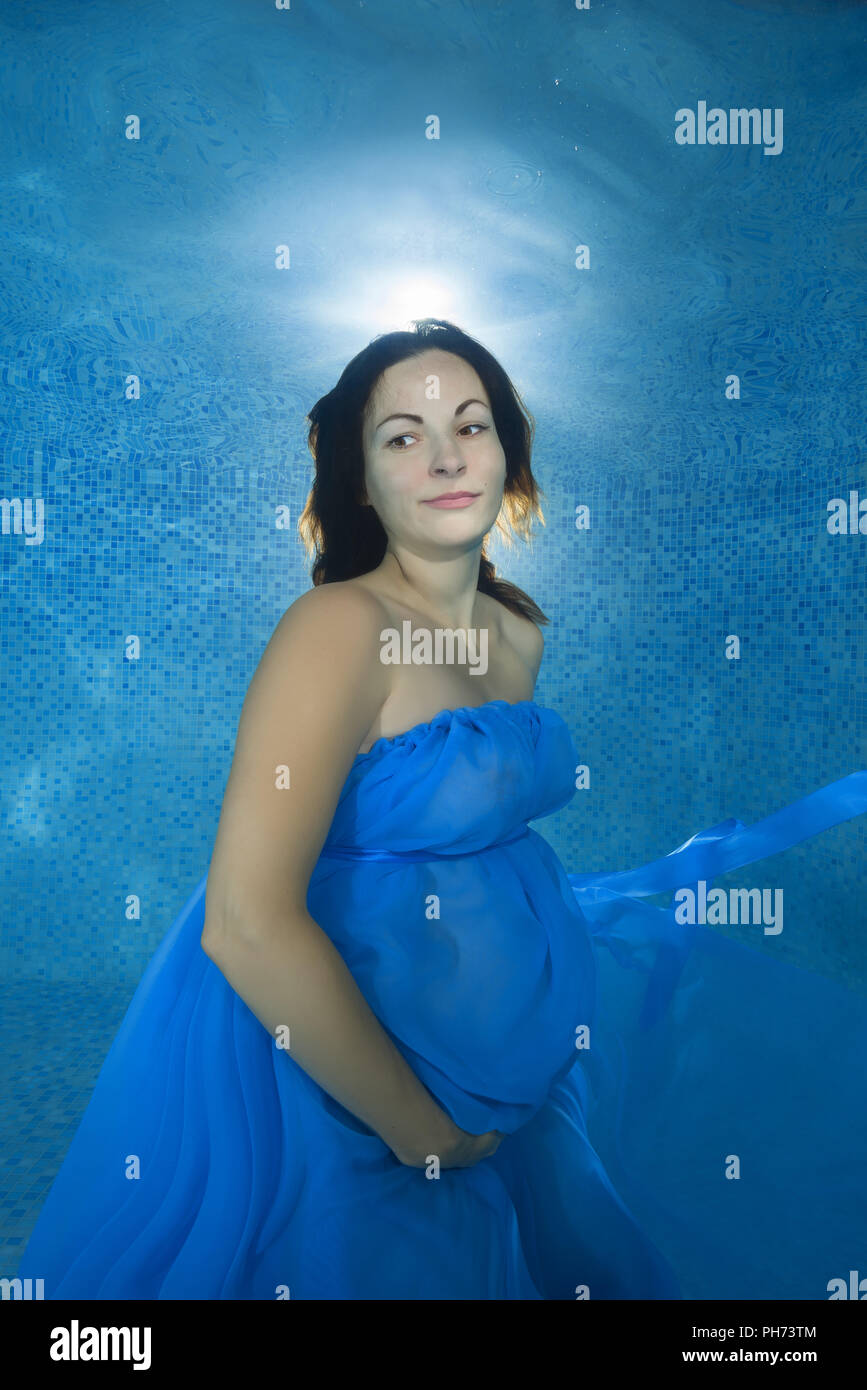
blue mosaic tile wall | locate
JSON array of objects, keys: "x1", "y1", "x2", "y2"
[
  {"x1": 1, "y1": 0, "x2": 865, "y2": 1280},
  {"x1": 3, "y1": 458, "x2": 863, "y2": 990},
  {"x1": 1, "y1": 1, "x2": 864, "y2": 994}
]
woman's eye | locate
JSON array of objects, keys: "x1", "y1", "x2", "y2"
[{"x1": 386, "y1": 424, "x2": 489, "y2": 450}]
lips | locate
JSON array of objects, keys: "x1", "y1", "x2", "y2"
[{"x1": 421, "y1": 492, "x2": 481, "y2": 508}]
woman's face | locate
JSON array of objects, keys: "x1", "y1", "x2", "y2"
[{"x1": 360, "y1": 348, "x2": 507, "y2": 554}]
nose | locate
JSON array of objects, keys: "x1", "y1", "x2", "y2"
[{"x1": 430, "y1": 438, "x2": 466, "y2": 476}]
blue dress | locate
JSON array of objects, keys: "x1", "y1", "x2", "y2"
[{"x1": 16, "y1": 699, "x2": 867, "y2": 1299}]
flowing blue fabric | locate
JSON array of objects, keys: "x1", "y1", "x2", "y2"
[{"x1": 16, "y1": 699, "x2": 867, "y2": 1299}]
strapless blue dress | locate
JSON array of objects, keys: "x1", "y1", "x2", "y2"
[{"x1": 16, "y1": 700, "x2": 867, "y2": 1299}]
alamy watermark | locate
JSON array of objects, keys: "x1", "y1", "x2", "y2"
[
  {"x1": 675, "y1": 880, "x2": 782, "y2": 935},
  {"x1": 379, "y1": 622, "x2": 488, "y2": 676},
  {"x1": 675, "y1": 102, "x2": 783, "y2": 156},
  {"x1": 1, "y1": 1276, "x2": 44, "y2": 1299},
  {"x1": 1, "y1": 497, "x2": 44, "y2": 544}
]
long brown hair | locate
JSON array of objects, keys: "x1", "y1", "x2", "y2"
[{"x1": 298, "y1": 318, "x2": 549, "y2": 625}]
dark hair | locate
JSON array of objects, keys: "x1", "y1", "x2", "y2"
[{"x1": 298, "y1": 318, "x2": 549, "y2": 625}]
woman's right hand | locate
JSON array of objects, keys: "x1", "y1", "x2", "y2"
[{"x1": 395, "y1": 1125, "x2": 504, "y2": 1170}]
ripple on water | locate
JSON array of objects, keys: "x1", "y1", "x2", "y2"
[{"x1": 484, "y1": 163, "x2": 542, "y2": 197}]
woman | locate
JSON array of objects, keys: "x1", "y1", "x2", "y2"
[{"x1": 17, "y1": 319, "x2": 867, "y2": 1299}]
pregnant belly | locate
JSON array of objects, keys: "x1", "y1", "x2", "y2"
[{"x1": 307, "y1": 853, "x2": 596, "y2": 1133}]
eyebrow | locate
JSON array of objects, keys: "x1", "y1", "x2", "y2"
[{"x1": 373, "y1": 398, "x2": 491, "y2": 434}]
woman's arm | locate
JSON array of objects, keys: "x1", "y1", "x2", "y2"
[{"x1": 200, "y1": 585, "x2": 490, "y2": 1167}]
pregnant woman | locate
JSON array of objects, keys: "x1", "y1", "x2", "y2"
[{"x1": 17, "y1": 319, "x2": 867, "y2": 1299}]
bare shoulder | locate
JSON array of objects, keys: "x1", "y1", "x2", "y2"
[
  {"x1": 239, "y1": 578, "x2": 394, "y2": 791},
  {"x1": 274, "y1": 579, "x2": 389, "y2": 641},
  {"x1": 488, "y1": 595, "x2": 545, "y2": 684},
  {"x1": 258, "y1": 580, "x2": 392, "y2": 736},
  {"x1": 203, "y1": 583, "x2": 392, "y2": 936}
]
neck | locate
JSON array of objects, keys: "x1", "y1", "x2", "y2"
[{"x1": 379, "y1": 547, "x2": 484, "y2": 631}]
